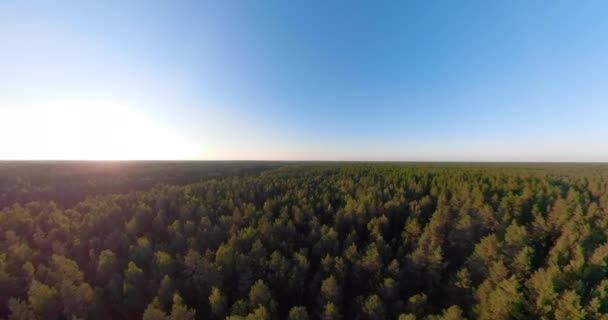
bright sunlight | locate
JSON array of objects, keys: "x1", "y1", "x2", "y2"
[{"x1": 0, "y1": 101, "x2": 199, "y2": 160}]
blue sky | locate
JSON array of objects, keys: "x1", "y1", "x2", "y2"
[{"x1": 1, "y1": 1, "x2": 607, "y2": 160}]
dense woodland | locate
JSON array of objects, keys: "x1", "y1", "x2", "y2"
[
  {"x1": 0, "y1": 161, "x2": 282, "y2": 208},
  {"x1": 2, "y1": 162, "x2": 608, "y2": 319}
]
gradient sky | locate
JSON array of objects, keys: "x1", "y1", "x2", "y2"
[{"x1": 1, "y1": 1, "x2": 608, "y2": 161}]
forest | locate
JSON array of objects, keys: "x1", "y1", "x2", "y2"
[{"x1": 2, "y1": 162, "x2": 608, "y2": 319}]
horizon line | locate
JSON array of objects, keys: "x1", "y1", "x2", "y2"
[{"x1": 1, "y1": 159, "x2": 608, "y2": 164}]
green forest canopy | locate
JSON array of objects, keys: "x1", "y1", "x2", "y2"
[{"x1": 2, "y1": 162, "x2": 608, "y2": 319}]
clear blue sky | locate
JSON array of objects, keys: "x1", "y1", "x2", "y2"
[{"x1": 1, "y1": 1, "x2": 607, "y2": 161}]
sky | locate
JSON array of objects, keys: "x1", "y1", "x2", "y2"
[{"x1": 1, "y1": 1, "x2": 607, "y2": 161}]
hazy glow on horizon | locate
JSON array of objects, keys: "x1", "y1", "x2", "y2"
[{"x1": 0, "y1": 101, "x2": 199, "y2": 160}]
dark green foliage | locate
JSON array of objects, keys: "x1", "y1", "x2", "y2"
[
  {"x1": 288, "y1": 306, "x2": 309, "y2": 320},
  {"x1": 1, "y1": 162, "x2": 608, "y2": 319},
  {"x1": 209, "y1": 286, "x2": 228, "y2": 319}
]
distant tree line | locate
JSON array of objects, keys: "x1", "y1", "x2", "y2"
[
  {"x1": 2, "y1": 163, "x2": 608, "y2": 319},
  {"x1": 0, "y1": 161, "x2": 281, "y2": 208}
]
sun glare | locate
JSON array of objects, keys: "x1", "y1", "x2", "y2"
[{"x1": 0, "y1": 101, "x2": 199, "y2": 160}]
